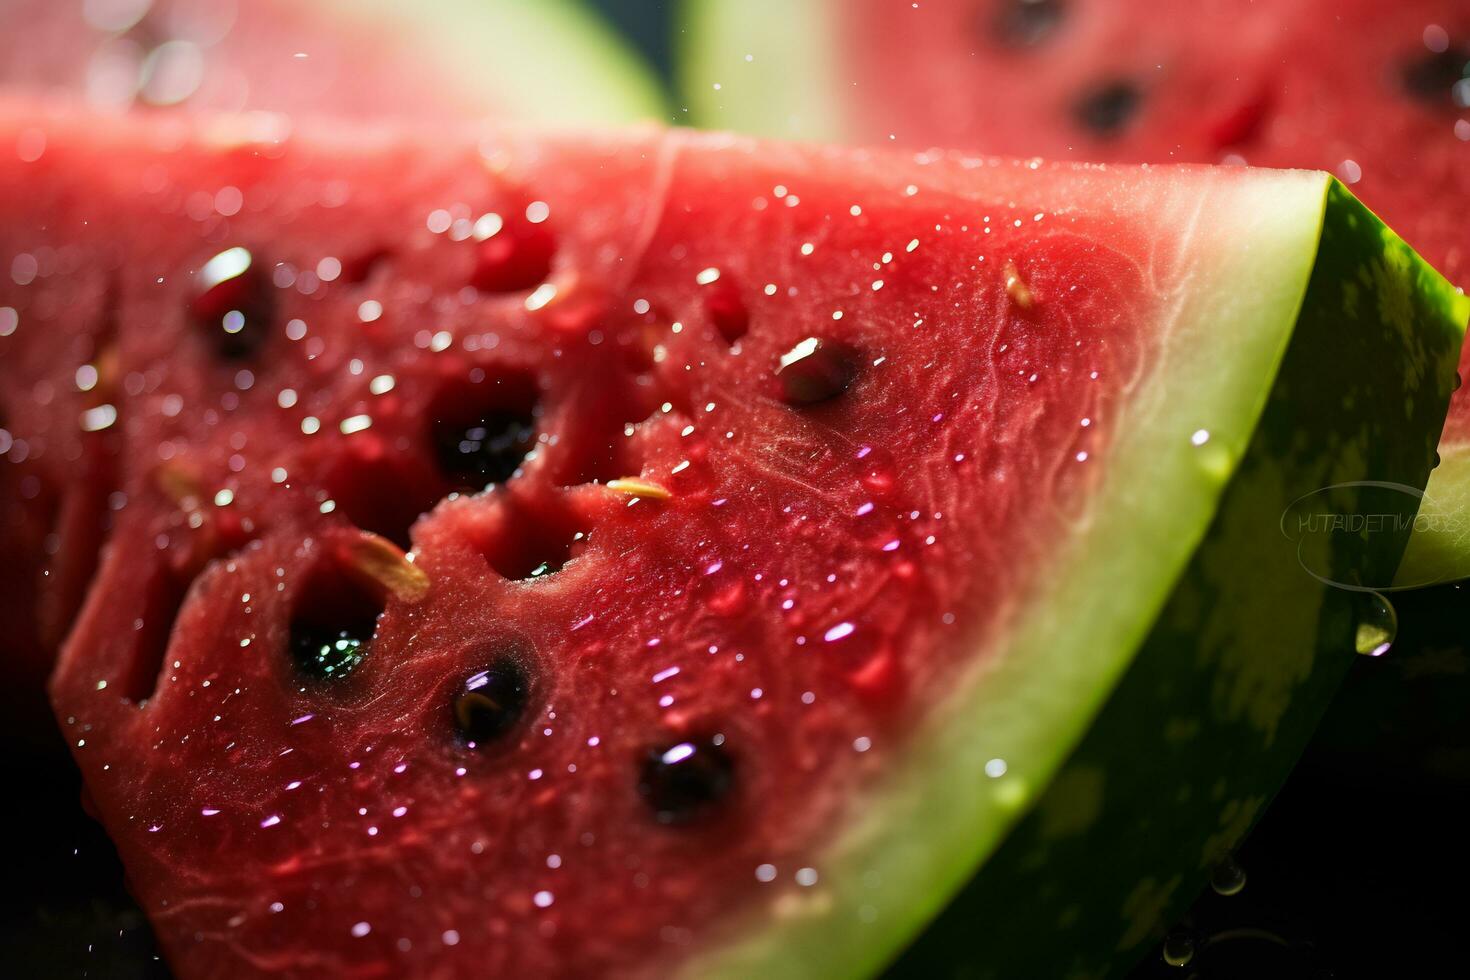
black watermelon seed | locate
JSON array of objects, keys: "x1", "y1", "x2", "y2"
[
  {"x1": 1073, "y1": 80, "x2": 1143, "y2": 137},
  {"x1": 191, "y1": 247, "x2": 273, "y2": 359},
  {"x1": 433, "y1": 411, "x2": 537, "y2": 486},
  {"x1": 291, "y1": 625, "x2": 368, "y2": 680},
  {"x1": 1398, "y1": 46, "x2": 1470, "y2": 106},
  {"x1": 453, "y1": 658, "x2": 531, "y2": 745},
  {"x1": 991, "y1": 0, "x2": 1066, "y2": 48},
  {"x1": 637, "y1": 736, "x2": 735, "y2": 825},
  {"x1": 776, "y1": 337, "x2": 859, "y2": 405}
]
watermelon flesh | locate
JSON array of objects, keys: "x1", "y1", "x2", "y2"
[
  {"x1": 0, "y1": 0, "x2": 666, "y2": 744},
  {"x1": 1, "y1": 103, "x2": 1462, "y2": 976},
  {"x1": 684, "y1": 0, "x2": 1470, "y2": 581}
]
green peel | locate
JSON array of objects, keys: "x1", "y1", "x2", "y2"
[{"x1": 343, "y1": 0, "x2": 669, "y2": 125}]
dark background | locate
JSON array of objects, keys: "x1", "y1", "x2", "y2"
[{"x1": 4, "y1": 3, "x2": 1467, "y2": 977}]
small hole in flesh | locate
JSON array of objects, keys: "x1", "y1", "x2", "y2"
[
  {"x1": 453, "y1": 656, "x2": 531, "y2": 745},
  {"x1": 429, "y1": 373, "x2": 540, "y2": 489},
  {"x1": 470, "y1": 217, "x2": 555, "y2": 293},
  {"x1": 339, "y1": 248, "x2": 391, "y2": 285},
  {"x1": 287, "y1": 560, "x2": 383, "y2": 682},
  {"x1": 637, "y1": 735, "x2": 735, "y2": 825},
  {"x1": 192, "y1": 247, "x2": 273, "y2": 359},
  {"x1": 776, "y1": 337, "x2": 860, "y2": 405},
  {"x1": 703, "y1": 279, "x2": 749, "y2": 344},
  {"x1": 468, "y1": 497, "x2": 590, "y2": 581},
  {"x1": 990, "y1": 0, "x2": 1066, "y2": 48},
  {"x1": 1073, "y1": 80, "x2": 1143, "y2": 137},
  {"x1": 1398, "y1": 46, "x2": 1470, "y2": 106}
]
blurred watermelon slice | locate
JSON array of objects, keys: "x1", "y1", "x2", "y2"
[
  {"x1": 1, "y1": 0, "x2": 666, "y2": 124},
  {"x1": 1, "y1": 101, "x2": 1461, "y2": 976}
]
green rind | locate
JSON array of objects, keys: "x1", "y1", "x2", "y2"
[
  {"x1": 1395, "y1": 437, "x2": 1470, "y2": 586},
  {"x1": 678, "y1": 0, "x2": 841, "y2": 139},
  {"x1": 683, "y1": 175, "x2": 1464, "y2": 978},
  {"x1": 340, "y1": 0, "x2": 670, "y2": 125}
]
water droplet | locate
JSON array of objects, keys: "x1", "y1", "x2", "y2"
[
  {"x1": 1210, "y1": 855, "x2": 1247, "y2": 896},
  {"x1": 454, "y1": 658, "x2": 531, "y2": 746},
  {"x1": 638, "y1": 735, "x2": 734, "y2": 825},
  {"x1": 776, "y1": 338, "x2": 859, "y2": 405},
  {"x1": 1354, "y1": 591, "x2": 1397, "y2": 657},
  {"x1": 1161, "y1": 931, "x2": 1195, "y2": 967}
]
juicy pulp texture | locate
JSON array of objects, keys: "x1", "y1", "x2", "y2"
[
  {"x1": 0, "y1": 0, "x2": 666, "y2": 742},
  {"x1": 684, "y1": 0, "x2": 1470, "y2": 579},
  {"x1": 0, "y1": 104, "x2": 1460, "y2": 977}
]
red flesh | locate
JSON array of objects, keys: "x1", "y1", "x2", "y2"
[{"x1": 2, "y1": 104, "x2": 1195, "y2": 975}]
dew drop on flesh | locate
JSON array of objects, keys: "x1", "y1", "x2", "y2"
[
  {"x1": 1209, "y1": 855, "x2": 1247, "y2": 896},
  {"x1": 1353, "y1": 590, "x2": 1397, "y2": 657}
]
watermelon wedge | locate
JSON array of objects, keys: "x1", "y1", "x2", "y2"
[
  {"x1": 682, "y1": 0, "x2": 1470, "y2": 584},
  {"x1": 1, "y1": 102, "x2": 1462, "y2": 977}
]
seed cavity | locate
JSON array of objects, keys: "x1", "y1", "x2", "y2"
[
  {"x1": 430, "y1": 373, "x2": 540, "y2": 489},
  {"x1": 470, "y1": 215, "x2": 555, "y2": 293},
  {"x1": 335, "y1": 531, "x2": 430, "y2": 604},
  {"x1": 473, "y1": 501, "x2": 589, "y2": 581},
  {"x1": 292, "y1": 626, "x2": 368, "y2": 681},
  {"x1": 288, "y1": 549, "x2": 385, "y2": 682},
  {"x1": 192, "y1": 246, "x2": 272, "y2": 359},
  {"x1": 991, "y1": 0, "x2": 1066, "y2": 48},
  {"x1": 1398, "y1": 46, "x2": 1470, "y2": 106},
  {"x1": 776, "y1": 337, "x2": 859, "y2": 405},
  {"x1": 453, "y1": 656, "x2": 531, "y2": 746},
  {"x1": 638, "y1": 735, "x2": 735, "y2": 825},
  {"x1": 703, "y1": 278, "x2": 749, "y2": 345},
  {"x1": 1073, "y1": 80, "x2": 1143, "y2": 137}
]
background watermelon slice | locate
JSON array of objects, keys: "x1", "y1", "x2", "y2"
[
  {"x1": 682, "y1": 0, "x2": 1470, "y2": 582},
  {"x1": 1, "y1": 102, "x2": 1460, "y2": 976},
  {"x1": 0, "y1": 0, "x2": 666, "y2": 124}
]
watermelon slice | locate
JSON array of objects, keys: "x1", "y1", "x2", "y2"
[
  {"x1": 682, "y1": 0, "x2": 1470, "y2": 584},
  {"x1": 1, "y1": 102, "x2": 1462, "y2": 977},
  {"x1": 1, "y1": 0, "x2": 666, "y2": 124},
  {"x1": 0, "y1": 0, "x2": 667, "y2": 743}
]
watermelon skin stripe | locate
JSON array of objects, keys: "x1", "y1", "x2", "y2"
[{"x1": 684, "y1": 187, "x2": 1465, "y2": 976}]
